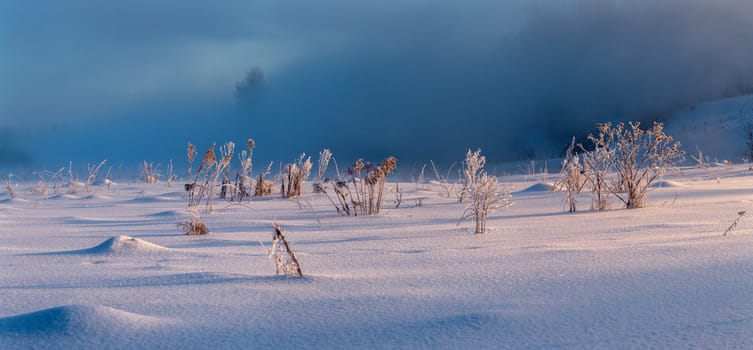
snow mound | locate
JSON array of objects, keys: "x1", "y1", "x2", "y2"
[
  {"x1": 0, "y1": 197, "x2": 31, "y2": 204},
  {"x1": 518, "y1": 183, "x2": 555, "y2": 192},
  {"x1": 0, "y1": 305, "x2": 174, "y2": 334},
  {"x1": 79, "y1": 236, "x2": 170, "y2": 256},
  {"x1": 650, "y1": 180, "x2": 687, "y2": 188}
]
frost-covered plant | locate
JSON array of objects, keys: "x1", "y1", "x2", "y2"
[
  {"x1": 690, "y1": 146, "x2": 706, "y2": 168},
  {"x1": 30, "y1": 167, "x2": 66, "y2": 200},
  {"x1": 3, "y1": 174, "x2": 16, "y2": 199},
  {"x1": 348, "y1": 156, "x2": 397, "y2": 215},
  {"x1": 369, "y1": 156, "x2": 397, "y2": 214},
  {"x1": 600, "y1": 122, "x2": 685, "y2": 209},
  {"x1": 459, "y1": 149, "x2": 486, "y2": 203},
  {"x1": 255, "y1": 161, "x2": 274, "y2": 197},
  {"x1": 166, "y1": 159, "x2": 175, "y2": 187},
  {"x1": 317, "y1": 156, "x2": 397, "y2": 216},
  {"x1": 65, "y1": 160, "x2": 106, "y2": 195},
  {"x1": 179, "y1": 210, "x2": 209, "y2": 235},
  {"x1": 234, "y1": 139, "x2": 255, "y2": 200},
  {"x1": 142, "y1": 161, "x2": 159, "y2": 184},
  {"x1": 560, "y1": 137, "x2": 586, "y2": 212},
  {"x1": 312, "y1": 148, "x2": 332, "y2": 193},
  {"x1": 461, "y1": 171, "x2": 512, "y2": 234},
  {"x1": 579, "y1": 132, "x2": 612, "y2": 210},
  {"x1": 186, "y1": 141, "x2": 197, "y2": 179},
  {"x1": 86, "y1": 160, "x2": 107, "y2": 189},
  {"x1": 430, "y1": 160, "x2": 457, "y2": 198},
  {"x1": 265, "y1": 223, "x2": 303, "y2": 277},
  {"x1": 415, "y1": 164, "x2": 427, "y2": 191},
  {"x1": 282, "y1": 153, "x2": 312, "y2": 198},
  {"x1": 186, "y1": 144, "x2": 216, "y2": 207},
  {"x1": 207, "y1": 142, "x2": 234, "y2": 213},
  {"x1": 320, "y1": 178, "x2": 351, "y2": 216}
]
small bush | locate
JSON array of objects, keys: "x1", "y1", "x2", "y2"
[
  {"x1": 459, "y1": 149, "x2": 512, "y2": 234},
  {"x1": 282, "y1": 153, "x2": 312, "y2": 198},
  {"x1": 179, "y1": 210, "x2": 209, "y2": 235},
  {"x1": 560, "y1": 138, "x2": 586, "y2": 212}
]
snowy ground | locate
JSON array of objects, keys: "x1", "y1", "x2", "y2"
[{"x1": 2, "y1": 161, "x2": 753, "y2": 349}]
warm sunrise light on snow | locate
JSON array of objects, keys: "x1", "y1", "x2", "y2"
[{"x1": 2, "y1": 1, "x2": 753, "y2": 349}]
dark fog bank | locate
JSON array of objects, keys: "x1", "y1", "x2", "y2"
[{"x1": 2, "y1": 0, "x2": 753, "y2": 170}]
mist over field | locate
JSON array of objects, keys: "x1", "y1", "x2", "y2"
[{"x1": 2, "y1": 0, "x2": 753, "y2": 168}]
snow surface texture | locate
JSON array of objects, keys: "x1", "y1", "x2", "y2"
[
  {"x1": 2, "y1": 164, "x2": 753, "y2": 349},
  {"x1": 2, "y1": 97, "x2": 753, "y2": 349}
]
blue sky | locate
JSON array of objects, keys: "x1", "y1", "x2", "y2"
[{"x1": 2, "y1": 0, "x2": 753, "y2": 170}]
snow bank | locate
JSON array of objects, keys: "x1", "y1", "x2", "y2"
[
  {"x1": 517, "y1": 182, "x2": 555, "y2": 192},
  {"x1": 0, "y1": 305, "x2": 174, "y2": 334}
]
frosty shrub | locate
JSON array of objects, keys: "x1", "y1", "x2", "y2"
[
  {"x1": 458, "y1": 149, "x2": 512, "y2": 234},
  {"x1": 462, "y1": 172, "x2": 512, "y2": 234},
  {"x1": 282, "y1": 153, "x2": 312, "y2": 198},
  {"x1": 179, "y1": 210, "x2": 209, "y2": 235},
  {"x1": 459, "y1": 149, "x2": 485, "y2": 203},
  {"x1": 579, "y1": 132, "x2": 612, "y2": 210},
  {"x1": 600, "y1": 122, "x2": 684, "y2": 209},
  {"x1": 559, "y1": 137, "x2": 585, "y2": 212},
  {"x1": 266, "y1": 223, "x2": 303, "y2": 277}
]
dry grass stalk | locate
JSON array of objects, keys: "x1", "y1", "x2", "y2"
[
  {"x1": 234, "y1": 139, "x2": 255, "y2": 200},
  {"x1": 186, "y1": 143, "x2": 216, "y2": 208},
  {"x1": 267, "y1": 223, "x2": 303, "y2": 277},
  {"x1": 186, "y1": 142, "x2": 197, "y2": 178},
  {"x1": 723, "y1": 211, "x2": 746, "y2": 236},
  {"x1": 3, "y1": 174, "x2": 16, "y2": 199},
  {"x1": 345, "y1": 156, "x2": 397, "y2": 215},
  {"x1": 313, "y1": 148, "x2": 332, "y2": 193},
  {"x1": 255, "y1": 162, "x2": 274, "y2": 197},
  {"x1": 429, "y1": 160, "x2": 457, "y2": 198},
  {"x1": 206, "y1": 142, "x2": 234, "y2": 213},
  {"x1": 143, "y1": 161, "x2": 159, "y2": 184},
  {"x1": 282, "y1": 154, "x2": 312, "y2": 198}
]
